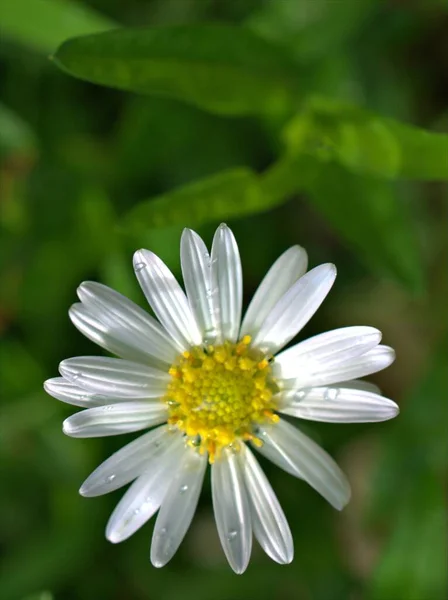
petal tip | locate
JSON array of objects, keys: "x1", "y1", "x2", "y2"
[
  {"x1": 62, "y1": 418, "x2": 74, "y2": 436},
  {"x1": 106, "y1": 531, "x2": 121, "y2": 544}
]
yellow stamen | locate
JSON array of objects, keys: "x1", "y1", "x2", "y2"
[{"x1": 165, "y1": 339, "x2": 278, "y2": 462}]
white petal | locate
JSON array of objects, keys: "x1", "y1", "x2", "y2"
[
  {"x1": 335, "y1": 379, "x2": 381, "y2": 395},
  {"x1": 133, "y1": 249, "x2": 202, "y2": 351},
  {"x1": 277, "y1": 387, "x2": 399, "y2": 423},
  {"x1": 252, "y1": 264, "x2": 336, "y2": 354},
  {"x1": 180, "y1": 229, "x2": 219, "y2": 344},
  {"x1": 59, "y1": 356, "x2": 170, "y2": 398},
  {"x1": 211, "y1": 447, "x2": 252, "y2": 574},
  {"x1": 280, "y1": 345, "x2": 396, "y2": 390},
  {"x1": 273, "y1": 326, "x2": 382, "y2": 380},
  {"x1": 106, "y1": 431, "x2": 185, "y2": 543},
  {"x1": 211, "y1": 224, "x2": 242, "y2": 343},
  {"x1": 239, "y1": 444, "x2": 293, "y2": 564},
  {"x1": 241, "y1": 246, "x2": 308, "y2": 338},
  {"x1": 73, "y1": 282, "x2": 177, "y2": 366},
  {"x1": 80, "y1": 425, "x2": 175, "y2": 496},
  {"x1": 151, "y1": 447, "x2": 207, "y2": 567},
  {"x1": 62, "y1": 401, "x2": 168, "y2": 437},
  {"x1": 44, "y1": 377, "x2": 112, "y2": 408},
  {"x1": 254, "y1": 419, "x2": 351, "y2": 510}
]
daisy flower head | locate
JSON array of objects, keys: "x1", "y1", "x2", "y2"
[{"x1": 44, "y1": 224, "x2": 399, "y2": 573}]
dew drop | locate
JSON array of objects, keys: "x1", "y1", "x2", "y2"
[
  {"x1": 324, "y1": 387, "x2": 340, "y2": 401},
  {"x1": 134, "y1": 508, "x2": 141, "y2": 515},
  {"x1": 295, "y1": 390, "x2": 306, "y2": 401},
  {"x1": 134, "y1": 262, "x2": 147, "y2": 272},
  {"x1": 180, "y1": 484, "x2": 188, "y2": 494},
  {"x1": 105, "y1": 474, "x2": 116, "y2": 484},
  {"x1": 103, "y1": 405, "x2": 114, "y2": 411},
  {"x1": 227, "y1": 529, "x2": 238, "y2": 542}
]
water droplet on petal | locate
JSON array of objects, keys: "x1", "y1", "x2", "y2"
[
  {"x1": 134, "y1": 262, "x2": 147, "y2": 272},
  {"x1": 295, "y1": 390, "x2": 306, "y2": 401},
  {"x1": 180, "y1": 484, "x2": 188, "y2": 494},
  {"x1": 134, "y1": 508, "x2": 141, "y2": 515},
  {"x1": 324, "y1": 387, "x2": 339, "y2": 401},
  {"x1": 105, "y1": 474, "x2": 116, "y2": 483},
  {"x1": 227, "y1": 529, "x2": 238, "y2": 542}
]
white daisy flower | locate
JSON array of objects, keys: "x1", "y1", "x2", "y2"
[{"x1": 44, "y1": 223, "x2": 398, "y2": 573}]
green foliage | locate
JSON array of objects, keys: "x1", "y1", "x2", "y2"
[
  {"x1": 369, "y1": 345, "x2": 448, "y2": 600},
  {"x1": 53, "y1": 25, "x2": 302, "y2": 116},
  {"x1": 124, "y1": 168, "x2": 263, "y2": 231},
  {"x1": 0, "y1": 103, "x2": 37, "y2": 157},
  {"x1": 284, "y1": 97, "x2": 448, "y2": 180},
  {"x1": 306, "y1": 164, "x2": 424, "y2": 291},
  {"x1": 1, "y1": 1, "x2": 447, "y2": 599},
  {"x1": 0, "y1": 0, "x2": 115, "y2": 53},
  {"x1": 248, "y1": 0, "x2": 375, "y2": 62}
]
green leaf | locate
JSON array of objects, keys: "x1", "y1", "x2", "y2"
[
  {"x1": 368, "y1": 345, "x2": 448, "y2": 600},
  {"x1": 307, "y1": 163, "x2": 424, "y2": 291},
  {"x1": 0, "y1": 0, "x2": 115, "y2": 54},
  {"x1": 0, "y1": 103, "x2": 36, "y2": 157},
  {"x1": 124, "y1": 168, "x2": 266, "y2": 232},
  {"x1": 53, "y1": 25, "x2": 302, "y2": 116},
  {"x1": 249, "y1": 0, "x2": 375, "y2": 63},
  {"x1": 285, "y1": 98, "x2": 448, "y2": 180}
]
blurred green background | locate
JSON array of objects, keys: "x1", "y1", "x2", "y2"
[{"x1": 1, "y1": 1, "x2": 447, "y2": 599}]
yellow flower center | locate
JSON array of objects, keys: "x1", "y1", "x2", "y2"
[{"x1": 165, "y1": 335, "x2": 279, "y2": 462}]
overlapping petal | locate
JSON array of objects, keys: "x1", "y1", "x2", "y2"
[
  {"x1": 277, "y1": 387, "x2": 399, "y2": 423},
  {"x1": 254, "y1": 419, "x2": 351, "y2": 510},
  {"x1": 211, "y1": 224, "x2": 243, "y2": 344},
  {"x1": 133, "y1": 249, "x2": 202, "y2": 351},
  {"x1": 44, "y1": 377, "x2": 112, "y2": 408},
  {"x1": 59, "y1": 356, "x2": 170, "y2": 398},
  {"x1": 151, "y1": 446, "x2": 207, "y2": 567},
  {"x1": 180, "y1": 228, "x2": 219, "y2": 344},
  {"x1": 273, "y1": 326, "x2": 381, "y2": 380},
  {"x1": 240, "y1": 444, "x2": 293, "y2": 564},
  {"x1": 80, "y1": 425, "x2": 174, "y2": 496},
  {"x1": 72, "y1": 282, "x2": 178, "y2": 366},
  {"x1": 241, "y1": 245, "x2": 308, "y2": 339},
  {"x1": 252, "y1": 263, "x2": 337, "y2": 354},
  {"x1": 279, "y1": 345, "x2": 395, "y2": 390},
  {"x1": 212, "y1": 448, "x2": 252, "y2": 574},
  {"x1": 63, "y1": 401, "x2": 168, "y2": 437},
  {"x1": 106, "y1": 432, "x2": 184, "y2": 543}
]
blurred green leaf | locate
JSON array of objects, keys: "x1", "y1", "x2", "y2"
[
  {"x1": 307, "y1": 163, "x2": 424, "y2": 291},
  {"x1": 249, "y1": 0, "x2": 375, "y2": 63},
  {"x1": 285, "y1": 97, "x2": 448, "y2": 180},
  {"x1": 369, "y1": 345, "x2": 448, "y2": 600},
  {"x1": 370, "y1": 476, "x2": 446, "y2": 600},
  {"x1": 0, "y1": 103, "x2": 37, "y2": 157},
  {"x1": 53, "y1": 25, "x2": 302, "y2": 116},
  {"x1": 0, "y1": 513, "x2": 100, "y2": 600},
  {"x1": 124, "y1": 168, "x2": 264, "y2": 232},
  {"x1": 0, "y1": 0, "x2": 116, "y2": 53},
  {"x1": 22, "y1": 592, "x2": 53, "y2": 600},
  {"x1": 123, "y1": 156, "x2": 323, "y2": 234}
]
